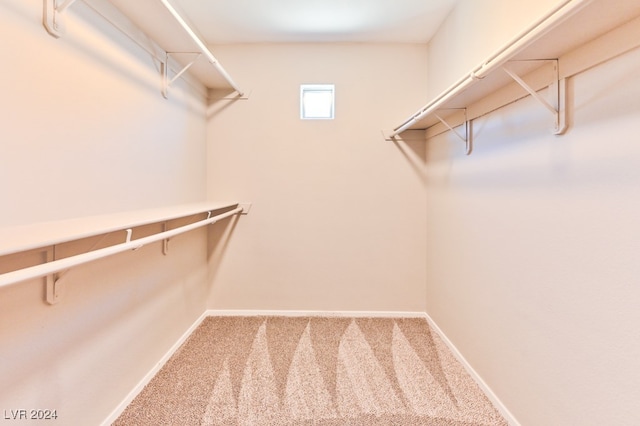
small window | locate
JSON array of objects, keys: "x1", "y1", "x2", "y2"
[{"x1": 300, "y1": 84, "x2": 335, "y2": 119}]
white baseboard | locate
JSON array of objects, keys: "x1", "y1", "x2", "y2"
[
  {"x1": 103, "y1": 308, "x2": 518, "y2": 426},
  {"x1": 421, "y1": 311, "x2": 521, "y2": 426},
  {"x1": 205, "y1": 309, "x2": 428, "y2": 318},
  {"x1": 100, "y1": 310, "x2": 211, "y2": 426}
]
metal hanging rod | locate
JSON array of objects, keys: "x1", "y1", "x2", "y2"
[{"x1": 0, "y1": 206, "x2": 244, "y2": 290}]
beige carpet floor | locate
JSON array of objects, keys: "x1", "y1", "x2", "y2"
[{"x1": 114, "y1": 317, "x2": 507, "y2": 425}]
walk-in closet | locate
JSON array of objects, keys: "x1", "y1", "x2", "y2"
[{"x1": 2, "y1": 0, "x2": 639, "y2": 424}]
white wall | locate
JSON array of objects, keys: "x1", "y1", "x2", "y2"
[
  {"x1": 427, "y1": 0, "x2": 561, "y2": 97},
  {"x1": 0, "y1": 0, "x2": 206, "y2": 227},
  {"x1": 206, "y1": 43, "x2": 429, "y2": 313},
  {"x1": 0, "y1": 1, "x2": 210, "y2": 424},
  {"x1": 424, "y1": 2, "x2": 640, "y2": 424}
]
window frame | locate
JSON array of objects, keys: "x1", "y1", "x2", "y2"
[{"x1": 300, "y1": 84, "x2": 335, "y2": 120}]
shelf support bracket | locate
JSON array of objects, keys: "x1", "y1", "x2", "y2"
[
  {"x1": 502, "y1": 60, "x2": 567, "y2": 135},
  {"x1": 43, "y1": 0, "x2": 80, "y2": 38},
  {"x1": 44, "y1": 233, "x2": 114, "y2": 304},
  {"x1": 434, "y1": 108, "x2": 472, "y2": 156},
  {"x1": 162, "y1": 52, "x2": 201, "y2": 99}
]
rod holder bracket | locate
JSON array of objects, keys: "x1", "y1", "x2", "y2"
[
  {"x1": 43, "y1": 0, "x2": 63, "y2": 38},
  {"x1": 46, "y1": 274, "x2": 64, "y2": 305},
  {"x1": 239, "y1": 203, "x2": 252, "y2": 215},
  {"x1": 45, "y1": 247, "x2": 63, "y2": 304},
  {"x1": 43, "y1": 0, "x2": 79, "y2": 38},
  {"x1": 162, "y1": 223, "x2": 170, "y2": 255}
]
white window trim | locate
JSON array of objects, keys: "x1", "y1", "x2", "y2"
[{"x1": 300, "y1": 84, "x2": 335, "y2": 120}]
